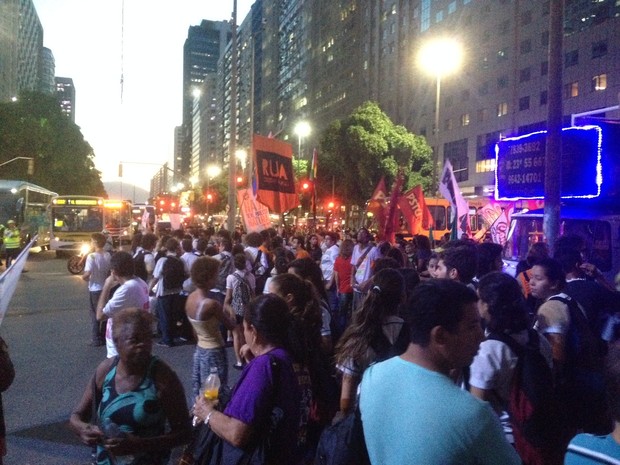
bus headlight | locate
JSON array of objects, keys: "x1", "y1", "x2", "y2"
[{"x1": 80, "y1": 243, "x2": 91, "y2": 255}]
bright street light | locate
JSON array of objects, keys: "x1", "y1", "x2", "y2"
[
  {"x1": 294, "y1": 121, "x2": 311, "y2": 159},
  {"x1": 206, "y1": 164, "x2": 222, "y2": 179},
  {"x1": 417, "y1": 38, "x2": 463, "y2": 194},
  {"x1": 235, "y1": 149, "x2": 248, "y2": 169}
]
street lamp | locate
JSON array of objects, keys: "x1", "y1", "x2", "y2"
[
  {"x1": 417, "y1": 38, "x2": 463, "y2": 193},
  {"x1": 294, "y1": 121, "x2": 311, "y2": 159}
]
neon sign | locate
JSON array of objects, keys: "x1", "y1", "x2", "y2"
[{"x1": 495, "y1": 125, "x2": 602, "y2": 201}]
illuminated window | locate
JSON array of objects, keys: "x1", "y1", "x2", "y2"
[
  {"x1": 461, "y1": 114, "x2": 470, "y2": 126},
  {"x1": 476, "y1": 159, "x2": 496, "y2": 173},
  {"x1": 592, "y1": 74, "x2": 607, "y2": 91},
  {"x1": 497, "y1": 102, "x2": 508, "y2": 117},
  {"x1": 564, "y1": 81, "x2": 579, "y2": 98}
]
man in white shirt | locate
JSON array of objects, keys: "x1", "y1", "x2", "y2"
[
  {"x1": 321, "y1": 232, "x2": 341, "y2": 333},
  {"x1": 96, "y1": 251, "x2": 149, "y2": 358}
]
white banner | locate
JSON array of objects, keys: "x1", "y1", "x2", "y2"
[
  {"x1": 439, "y1": 160, "x2": 470, "y2": 238},
  {"x1": 0, "y1": 236, "x2": 37, "y2": 327},
  {"x1": 237, "y1": 189, "x2": 271, "y2": 233}
]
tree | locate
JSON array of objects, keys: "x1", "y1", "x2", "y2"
[
  {"x1": 0, "y1": 92, "x2": 106, "y2": 196},
  {"x1": 319, "y1": 101, "x2": 432, "y2": 210}
]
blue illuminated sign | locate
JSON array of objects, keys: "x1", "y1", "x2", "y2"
[{"x1": 495, "y1": 125, "x2": 602, "y2": 201}]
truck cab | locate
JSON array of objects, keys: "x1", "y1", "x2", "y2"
[{"x1": 503, "y1": 204, "x2": 620, "y2": 282}]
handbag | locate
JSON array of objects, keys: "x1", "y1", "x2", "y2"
[{"x1": 179, "y1": 356, "x2": 281, "y2": 465}]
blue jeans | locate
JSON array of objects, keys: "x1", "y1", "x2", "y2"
[{"x1": 192, "y1": 346, "x2": 228, "y2": 398}]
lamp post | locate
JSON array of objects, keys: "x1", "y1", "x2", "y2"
[
  {"x1": 417, "y1": 38, "x2": 463, "y2": 194},
  {"x1": 294, "y1": 121, "x2": 311, "y2": 159},
  {"x1": 206, "y1": 164, "x2": 222, "y2": 216}
]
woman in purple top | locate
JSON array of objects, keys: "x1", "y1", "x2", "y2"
[{"x1": 193, "y1": 294, "x2": 311, "y2": 465}]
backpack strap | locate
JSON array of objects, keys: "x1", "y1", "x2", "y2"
[{"x1": 354, "y1": 245, "x2": 372, "y2": 269}]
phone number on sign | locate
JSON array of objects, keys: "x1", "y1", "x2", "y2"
[{"x1": 507, "y1": 172, "x2": 543, "y2": 185}]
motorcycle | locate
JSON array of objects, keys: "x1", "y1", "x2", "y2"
[{"x1": 67, "y1": 242, "x2": 91, "y2": 275}]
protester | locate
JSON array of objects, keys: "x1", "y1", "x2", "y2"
[
  {"x1": 185, "y1": 256, "x2": 236, "y2": 397},
  {"x1": 70, "y1": 309, "x2": 191, "y2": 465},
  {"x1": 0, "y1": 337, "x2": 14, "y2": 465},
  {"x1": 224, "y1": 253, "x2": 255, "y2": 369},
  {"x1": 307, "y1": 234, "x2": 323, "y2": 264},
  {"x1": 288, "y1": 257, "x2": 333, "y2": 353},
  {"x1": 530, "y1": 257, "x2": 610, "y2": 435},
  {"x1": 469, "y1": 272, "x2": 558, "y2": 464},
  {"x1": 565, "y1": 344, "x2": 620, "y2": 464},
  {"x1": 96, "y1": 251, "x2": 150, "y2": 358},
  {"x1": 335, "y1": 268, "x2": 408, "y2": 418},
  {"x1": 192, "y1": 295, "x2": 312, "y2": 465},
  {"x1": 82, "y1": 232, "x2": 111, "y2": 347},
  {"x1": 435, "y1": 242, "x2": 478, "y2": 288},
  {"x1": 351, "y1": 228, "x2": 379, "y2": 310},
  {"x1": 320, "y1": 232, "x2": 340, "y2": 322},
  {"x1": 333, "y1": 239, "x2": 354, "y2": 330},
  {"x1": 360, "y1": 279, "x2": 521, "y2": 465},
  {"x1": 150, "y1": 238, "x2": 187, "y2": 347}
]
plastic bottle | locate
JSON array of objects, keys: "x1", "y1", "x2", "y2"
[{"x1": 203, "y1": 367, "x2": 221, "y2": 401}]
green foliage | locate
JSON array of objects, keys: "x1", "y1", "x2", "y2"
[
  {"x1": 0, "y1": 91, "x2": 106, "y2": 196},
  {"x1": 318, "y1": 101, "x2": 432, "y2": 208}
]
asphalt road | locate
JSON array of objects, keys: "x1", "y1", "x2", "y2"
[{"x1": 1, "y1": 249, "x2": 239, "y2": 465}]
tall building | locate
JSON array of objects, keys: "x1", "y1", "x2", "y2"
[
  {"x1": 0, "y1": 0, "x2": 43, "y2": 101},
  {"x1": 39, "y1": 47, "x2": 55, "y2": 94},
  {"x1": 55, "y1": 77, "x2": 75, "y2": 122},
  {"x1": 180, "y1": 20, "x2": 231, "y2": 182}
]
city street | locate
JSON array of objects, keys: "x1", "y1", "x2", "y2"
[{"x1": 1, "y1": 249, "x2": 238, "y2": 465}]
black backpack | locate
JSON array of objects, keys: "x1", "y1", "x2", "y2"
[
  {"x1": 315, "y1": 407, "x2": 370, "y2": 465},
  {"x1": 487, "y1": 330, "x2": 563, "y2": 463},
  {"x1": 133, "y1": 250, "x2": 152, "y2": 282},
  {"x1": 215, "y1": 253, "x2": 234, "y2": 292},
  {"x1": 162, "y1": 256, "x2": 187, "y2": 291}
]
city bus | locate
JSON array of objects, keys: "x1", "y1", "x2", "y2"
[
  {"x1": 50, "y1": 196, "x2": 105, "y2": 254},
  {"x1": 50, "y1": 197, "x2": 134, "y2": 254},
  {"x1": 0, "y1": 180, "x2": 57, "y2": 248},
  {"x1": 103, "y1": 199, "x2": 133, "y2": 245}
]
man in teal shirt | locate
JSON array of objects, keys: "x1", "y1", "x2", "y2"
[{"x1": 360, "y1": 279, "x2": 521, "y2": 465}]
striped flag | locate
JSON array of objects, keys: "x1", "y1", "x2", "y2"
[{"x1": 309, "y1": 148, "x2": 318, "y2": 181}]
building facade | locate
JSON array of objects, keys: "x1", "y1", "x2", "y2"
[{"x1": 55, "y1": 77, "x2": 75, "y2": 122}]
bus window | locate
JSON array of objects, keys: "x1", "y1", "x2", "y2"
[{"x1": 426, "y1": 205, "x2": 447, "y2": 230}]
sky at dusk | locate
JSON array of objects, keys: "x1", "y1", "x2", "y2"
[{"x1": 32, "y1": 0, "x2": 254, "y2": 190}]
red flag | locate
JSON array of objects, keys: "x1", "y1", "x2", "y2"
[
  {"x1": 384, "y1": 172, "x2": 405, "y2": 243},
  {"x1": 367, "y1": 177, "x2": 387, "y2": 232},
  {"x1": 398, "y1": 185, "x2": 433, "y2": 234},
  {"x1": 253, "y1": 134, "x2": 300, "y2": 213}
]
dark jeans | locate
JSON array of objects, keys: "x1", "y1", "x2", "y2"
[
  {"x1": 89, "y1": 291, "x2": 105, "y2": 344},
  {"x1": 338, "y1": 292, "x2": 353, "y2": 329},
  {"x1": 4, "y1": 247, "x2": 20, "y2": 267},
  {"x1": 156, "y1": 294, "x2": 181, "y2": 345}
]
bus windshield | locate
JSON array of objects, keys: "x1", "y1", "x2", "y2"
[{"x1": 52, "y1": 205, "x2": 104, "y2": 232}]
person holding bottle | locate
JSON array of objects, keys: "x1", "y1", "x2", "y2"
[
  {"x1": 192, "y1": 294, "x2": 313, "y2": 465},
  {"x1": 70, "y1": 308, "x2": 191, "y2": 465},
  {"x1": 185, "y1": 256, "x2": 236, "y2": 398}
]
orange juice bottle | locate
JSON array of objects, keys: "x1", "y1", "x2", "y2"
[{"x1": 203, "y1": 368, "x2": 220, "y2": 401}]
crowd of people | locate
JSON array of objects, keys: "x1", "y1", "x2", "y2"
[{"x1": 69, "y1": 224, "x2": 620, "y2": 465}]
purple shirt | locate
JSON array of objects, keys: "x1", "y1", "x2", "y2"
[{"x1": 224, "y1": 348, "x2": 304, "y2": 464}]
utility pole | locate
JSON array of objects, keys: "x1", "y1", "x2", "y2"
[
  {"x1": 227, "y1": 0, "x2": 238, "y2": 233},
  {"x1": 543, "y1": 0, "x2": 564, "y2": 252}
]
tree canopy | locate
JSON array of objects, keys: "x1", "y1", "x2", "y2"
[
  {"x1": 319, "y1": 101, "x2": 432, "y2": 207},
  {"x1": 0, "y1": 92, "x2": 106, "y2": 196}
]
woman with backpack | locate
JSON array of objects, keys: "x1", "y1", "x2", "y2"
[
  {"x1": 224, "y1": 253, "x2": 255, "y2": 369},
  {"x1": 468, "y1": 272, "x2": 557, "y2": 465}
]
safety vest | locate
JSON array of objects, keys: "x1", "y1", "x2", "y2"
[{"x1": 4, "y1": 228, "x2": 20, "y2": 249}]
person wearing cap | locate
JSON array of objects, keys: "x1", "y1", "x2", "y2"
[{"x1": 3, "y1": 220, "x2": 21, "y2": 268}]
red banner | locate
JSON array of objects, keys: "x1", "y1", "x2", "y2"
[
  {"x1": 398, "y1": 185, "x2": 432, "y2": 235},
  {"x1": 384, "y1": 172, "x2": 404, "y2": 243},
  {"x1": 367, "y1": 177, "x2": 387, "y2": 231},
  {"x1": 253, "y1": 134, "x2": 300, "y2": 214}
]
